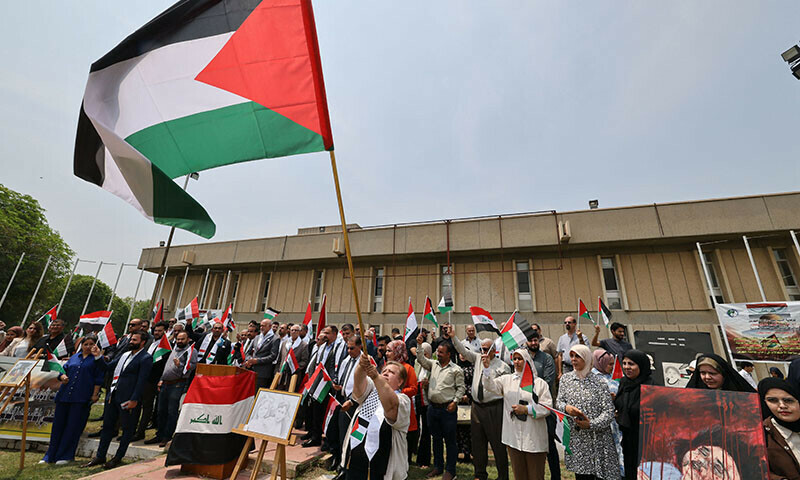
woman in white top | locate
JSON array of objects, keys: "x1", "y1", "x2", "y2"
[
  {"x1": 482, "y1": 348, "x2": 551, "y2": 480},
  {"x1": 11, "y1": 323, "x2": 43, "y2": 357}
]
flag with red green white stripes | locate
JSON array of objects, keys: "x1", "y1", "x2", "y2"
[
  {"x1": 520, "y1": 358, "x2": 535, "y2": 393},
  {"x1": 423, "y1": 296, "x2": 438, "y2": 328},
  {"x1": 612, "y1": 356, "x2": 624, "y2": 381},
  {"x1": 38, "y1": 305, "x2": 58, "y2": 328},
  {"x1": 578, "y1": 299, "x2": 594, "y2": 326},
  {"x1": 542, "y1": 405, "x2": 572, "y2": 454},
  {"x1": 153, "y1": 334, "x2": 172, "y2": 363},
  {"x1": 43, "y1": 350, "x2": 66, "y2": 376}
]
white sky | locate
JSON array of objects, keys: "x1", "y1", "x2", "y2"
[{"x1": 1, "y1": 1, "x2": 800, "y2": 298}]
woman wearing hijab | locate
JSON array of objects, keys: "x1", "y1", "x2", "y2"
[
  {"x1": 481, "y1": 348, "x2": 551, "y2": 480},
  {"x1": 592, "y1": 349, "x2": 624, "y2": 474},
  {"x1": 614, "y1": 350, "x2": 653, "y2": 480},
  {"x1": 556, "y1": 345, "x2": 620, "y2": 480},
  {"x1": 684, "y1": 353, "x2": 756, "y2": 392},
  {"x1": 771, "y1": 367, "x2": 786, "y2": 379},
  {"x1": 760, "y1": 377, "x2": 800, "y2": 479},
  {"x1": 0, "y1": 326, "x2": 23, "y2": 356}
]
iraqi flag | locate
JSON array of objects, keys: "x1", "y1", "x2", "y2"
[
  {"x1": 220, "y1": 304, "x2": 235, "y2": 332},
  {"x1": 469, "y1": 306, "x2": 500, "y2": 333},
  {"x1": 37, "y1": 305, "x2": 58, "y2": 328},
  {"x1": 598, "y1": 297, "x2": 612, "y2": 327},
  {"x1": 176, "y1": 297, "x2": 200, "y2": 323},
  {"x1": 302, "y1": 301, "x2": 314, "y2": 342},
  {"x1": 499, "y1": 312, "x2": 535, "y2": 351},
  {"x1": 404, "y1": 299, "x2": 418, "y2": 342},
  {"x1": 317, "y1": 294, "x2": 327, "y2": 335},
  {"x1": 166, "y1": 370, "x2": 256, "y2": 466},
  {"x1": 97, "y1": 321, "x2": 117, "y2": 349},
  {"x1": 152, "y1": 300, "x2": 163, "y2": 324},
  {"x1": 74, "y1": 0, "x2": 334, "y2": 239},
  {"x1": 79, "y1": 310, "x2": 113, "y2": 334}
]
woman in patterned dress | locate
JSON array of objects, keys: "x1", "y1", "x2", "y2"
[
  {"x1": 556, "y1": 344, "x2": 621, "y2": 480},
  {"x1": 592, "y1": 349, "x2": 624, "y2": 476}
]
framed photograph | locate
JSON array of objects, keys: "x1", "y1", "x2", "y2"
[
  {"x1": 243, "y1": 388, "x2": 302, "y2": 443},
  {"x1": 0, "y1": 360, "x2": 40, "y2": 387}
]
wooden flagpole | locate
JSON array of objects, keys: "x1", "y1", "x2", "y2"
[{"x1": 329, "y1": 151, "x2": 368, "y2": 348}]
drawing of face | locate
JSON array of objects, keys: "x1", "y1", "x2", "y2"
[
  {"x1": 680, "y1": 445, "x2": 740, "y2": 480},
  {"x1": 665, "y1": 366, "x2": 680, "y2": 385}
]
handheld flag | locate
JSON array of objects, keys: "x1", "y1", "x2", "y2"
[
  {"x1": 598, "y1": 297, "x2": 612, "y2": 327},
  {"x1": 74, "y1": 0, "x2": 334, "y2": 238},
  {"x1": 469, "y1": 306, "x2": 500, "y2": 333},
  {"x1": 263, "y1": 307, "x2": 280, "y2": 320},
  {"x1": 423, "y1": 297, "x2": 438, "y2": 329},
  {"x1": 220, "y1": 304, "x2": 235, "y2": 332},
  {"x1": 79, "y1": 310, "x2": 113, "y2": 329},
  {"x1": 183, "y1": 344, "x2": 195, "y2": 376},
  {"x1": 499, "y1": 312, "x2": 536, "y2": 351},
  {"x1": 578, "y1": 299, "x2": 594, "y2": 326},
  {"x1": 71, "y1": 323, "x2": 83, "y2": 341},
  {"x1": 176, "y1": 297, "x2": 200, "y2": 324},
  {"x1": 37, "y1": 305, "x2": 58, "y2": 328},
  {"x1": 323, "y1": 396, "x2": 341, "y2": 436},
  {"x1": 302, "y1": 301, "x2": 314, "y2": 341},
  {"x1": 97, "y1": 321, "x2": 117, "y2": 348},
  {"x1": 542, "y1": 405, "x2": 572, "y2": 454},
  {"x1": 404, "y1": 299, "x2": 418, "y2": 342},
  {"x1": 153, "y1": 334, "x2": 172, "y2": 363},
  {"x1": 152, "y1": 300, "x2": 163, "y2": 324},
  {"x1": 437, "y1": 293, "x2": 453, "y2": 314},
  {"x1": 303, "y1": 363, "x2": 332, "y2": 403},
  {"x1": 520, "y1": 358, "x2": 535, "y2": 394},
  {"x1": 611, "y1": 356, "x2": 624, "y2": 381},
  {"x1": 54, "y1": 338, "x2": 69, "y2": 359},
  {"x1": 43, "y1": 350, "x2": 66, "y2": 376},
  {"x1": 317, "y1": 294, "x2": 327, "y2": 334}
]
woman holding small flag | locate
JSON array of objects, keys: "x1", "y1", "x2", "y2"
[
  {"x1": 556, "y1": 345, "x2": 620, "y2": 480},
  {"x1": 480, "y1": 348, "x2": 551, "y2": 480},
  {"x1": 591, "y1": 349, "x2": 624, "y2": 475},
  {"x1": 41, "y1": 334, "x2": 105, "y2": 465},
  {"x1": 613, "y1": 350, "x2": 653, "y2": 480}
]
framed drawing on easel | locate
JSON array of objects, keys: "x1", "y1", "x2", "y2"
[
  {"x1": 244, "y1": 389, "x2": 302, "y2": 442},
  {"x1": 0, "y1": 359, "x2": 39, "y2": 387}
]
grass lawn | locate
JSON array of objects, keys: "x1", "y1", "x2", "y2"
[{"x1": 0, "y1": 450, "x2": 107, "y2": 480}]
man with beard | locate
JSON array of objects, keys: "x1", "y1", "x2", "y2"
[
  {"x1": 556, "y1": 316, "x2": 587, "y2": 380},
  {"x1": 82, "y1": 332, "x2": 152, "y2": 469},
  {"x1": 188, "y1": 321, "x2": 231, "y2": 365},
  {"x1": 146, "y1": 331, "x2": 196, "y2": 448}
]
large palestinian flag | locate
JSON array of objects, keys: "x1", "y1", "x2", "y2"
[
  {"x1": 75, "y1": 0, "x2": 334, "y2": 238},
  {"x1": 166, "y1": 370, "x2": 256, "y2": 466}
]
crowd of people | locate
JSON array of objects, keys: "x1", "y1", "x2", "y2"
[{"x1": 11, "y1": 311, "x2": 800, "y2": 479}]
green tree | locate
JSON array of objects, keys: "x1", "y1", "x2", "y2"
[
  {"x1": 48, "y1": 275, "x2": 130, "y2": 335},
  {"x1": 0, "y1": 184, "x2": 73, "y2": 325}
]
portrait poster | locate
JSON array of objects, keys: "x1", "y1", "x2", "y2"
[
  {"x1": 637, "y1": 385, "x2": 768, "y2": 480},
  {"x1": 633, "y1": 331, "x2": 714, "y2": 387},
  {"x1": 244, "y1": 389, "x2": 301, "y2": 442},
  {"x1": 0, "y1": 359, "x2": 39, "y2": 387},
  {"x1": 716, "y1": 301, "x2": 800, "y2": 361},
  {"x1": 0, "y1": 358, "x2": 60, "y2": 441}
]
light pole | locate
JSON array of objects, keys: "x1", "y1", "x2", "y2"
[{"x1": 781, "y1": 44, "x2": 800, "y2": 79}]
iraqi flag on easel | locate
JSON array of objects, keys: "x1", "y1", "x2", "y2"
[
  {"x1": 404, "y1": 299, "x2": 418, "y2": 342},
  {"x1": 166, "y1": 369, "x2": 256, "y2": 466}
]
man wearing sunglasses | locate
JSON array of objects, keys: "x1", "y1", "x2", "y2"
[{"x1": 555, "y1": 316, "x2": 587, "y2": 381}]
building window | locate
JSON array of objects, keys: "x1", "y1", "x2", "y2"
[
  {"x1": 312, "y1": 270, "x2": 324, "y2": 311},
  {"x1": 515, "y1": 261, "x2": 533, "y2": 311},
  {"x1": 441, "y1": 265, "x2": 453, "y2": 307},
  {"x1": 260, "y1": 273, "x2": 271, "y2": 312},
  {"x1": 774, "y1": 249, "x2": 800, "y2": 301},
  {"x1": 701, "y1": 252, "x2": 725, "y2": 304},
  {"x1": 214, "y1": 274, "x2": 225, "y2": 309},
  {"x1": 601, "y1": 257, "x2": 623, "y2": 309},
  {"x1": 372, "y1": 268, "x2": 384, "y2": 312},
  {"x1": 230, "y1": 273, "x2": 240, "y2": 309}
]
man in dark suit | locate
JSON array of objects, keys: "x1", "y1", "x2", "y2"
[
  {"x1": 304, "y1": 325, "x2": 339, "y2": 448},
  {"x1": 133, "y1": 321, "x2": 169, "y2": 441},
  {"x1": 82, "y1": 331, "x2": 152, "y2": 470},
  {"x1": 245, "y1": 323, "x2": 285, "y2": 391},
  {"x1": 187, "y1": 321, "x2": 231, "y2": 365},
  {"x1": 277, "y1": 325, "x2": 309, "y2": 391}
]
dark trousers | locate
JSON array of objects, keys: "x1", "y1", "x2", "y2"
[
  {"x1": 43, "y1": 402, "x2": 91, "y2": 462},
  {"x1": 96, "y1": 399, "x2": 140, "y2": 461},
  {"x1": 471, "y1": 400, "x2": 508, "y2": 480},
  {"x1": 157, "y1": 382, "x2": 185, "y2": 441},
  {"x1": 546, "y1": 414, "x2": 561, "y2": 480},
  {"x1": 135, "y1": 381, "x2": 158, "y2": 437},
  {"x1": 310, "y1": 396, "x2": 326, "y2": 442},
  {"x1": 416, "y1": 404, "x2": 431, "y2": 466},
  {"x1": 428, "y1": 405, "x2": 458, "y2": 475},
  {"x1": 407, "y1": 429, "x2": 419, "y2": 463},
  {"x1": 622, "y1": 426, "x2": 639, "y2": 480},
  {"x1": 256, "y1": 375, "x2": 272, "y2": 393}
]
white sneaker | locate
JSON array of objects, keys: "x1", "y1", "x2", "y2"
[
  {"x1": 38, "y1": 460, "x2": 47, "y2": 464},
  {"x1": 55, "y1": 460, "x2": 70, "y2": 466}
]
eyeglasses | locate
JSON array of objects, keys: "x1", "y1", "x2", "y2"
[
  {"x1": 564, "y1": 321, "x2": 575, "y2": 325},
  {"x1": 481, "y1": 348, "x2": 491, "y2": 353},
  {"x1": 347, "y1": 346, "x2": 358, "y2": 350}
]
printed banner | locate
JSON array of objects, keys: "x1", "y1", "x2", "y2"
[
  {"x1": 634, "y1": 331, "x2": 714, "y2": 388},
  {"x1": 637, "y1": 386, "x2": 768, "y2": 479},
  {"x1": 717, "y1": 301, "x2": 800, "y2": 361},
  {"x1": 0, "y1": 358, "x2": 59, "y2": 441}
]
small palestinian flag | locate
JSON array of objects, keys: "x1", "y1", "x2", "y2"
[
  {"x1": 43, "y1": 350, "x2": 66, "y2": 376},
  {"x1": 611, "y1": 356, "x2": 623, "y2": 381},
  {"x1": 153, "y1": 335, "x2": 172, "y2": 363},
  {"x1": 220, "y1": 304, "x2": 235, "y2": 332},
  {"x1": 177, "y1": 297, "x2": 200, "y2": 324},
  {"x1": 302, "y1": 301, "x2": 314, "y2": 342},
  {"x1": 423, "y1": 296, "x2": 438, "y2": 328},
  {"x1": 54, "y1": 338, "x2": 69, "y2": 359},
  {"x1": 543, "y1": 405, "x2": 572, "y2": 454},
  {"x1": 404, "y1": 299, "x2": 418, "y2": 342},
  {"x1": 323, "y1": 396, "x2": 340, "y2": 436},
  {"x1": 437, "y1": 293, "x2": 453, "y2": 314},
  {"x1": 263, "y1": 307, "x2": 280, "y2": 320},
  {"x1": 97, "y1": 321, "x2": 117, "y2": 349},
  {"x1": 469, "y1": 306, "x2": 500, "y2": 333},
  {"x1": 349, "y1": 416, "x2": 369, "y2": 447},
  {"x1": 317, "y1": 294, "x2": 327, "y2": 334},
  {"x1": 520, "y1": 357, "x2": 535, "y2": 394},
  {"x1": 578, "y1": 299, "x2": 594, "y2": 326},
  {"x1": 598, "y1": 297, "x2": 612, "y2": 327},
  {"x1": 38, "y1": 305, "x2": 58, "y2": 328},
  {"x1": 499, "y1": 312, "x2": 535, "y2": 351},
  {"x1": 74, "y1": 0, "x2": 334, "y2": 238},
  {"x1": 71, "y1": 324, "x2": 83, "y2": 341},
  {"x1": 304, "y1": 363, "x2": 332, "y2": 403},
  {"x1": 183, "y1": 344, "x2": 195, "y2": 376}
]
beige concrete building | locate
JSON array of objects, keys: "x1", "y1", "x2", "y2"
[{"x1": 139, "y1": 191, "x2": 800, "y2": 373}]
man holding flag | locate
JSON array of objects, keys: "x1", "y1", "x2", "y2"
[
  {"x1": 146, "y1": 331, "x2": 196, "y2": 448},
  {"x1": 556, "y1": 316, "x2": 588, "y2": 380},
  {"x1": 33, "y1": 319, "x2": 75, "y2": 359},
  {"x1": 277, "y1": 325, "x2": 309, "y2": 391},
  {"x1": 188, "y1": 321, "x2": 231, "y2": 365}
]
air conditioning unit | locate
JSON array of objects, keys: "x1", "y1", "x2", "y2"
[
  {"x1": 559, "y1": 220, "x2": 571, "y2": 243},
  {"x1": 181, "y1": 251, "x2": 195, "y2": 265},
  {"x1": 332, "y1": 237, "x2": 345, "y2": 256}
]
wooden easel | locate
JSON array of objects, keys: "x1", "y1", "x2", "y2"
[
  {"x1": 229, "y1": 374, "x2": 298, "y2": 480},
  {"x1": 0, "y1": 349, "x2": 44, "y2": 471}
]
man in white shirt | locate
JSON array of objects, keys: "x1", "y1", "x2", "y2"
[
  {"x1": 461, "y1": 325, "x2": 481, "y2": 353},
  {"x1": 555, "y1": 316, "x2": 588, "y2": 380},
  {"x1": 738, "y1": 361, "x2": 758, "y2": 389}
]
